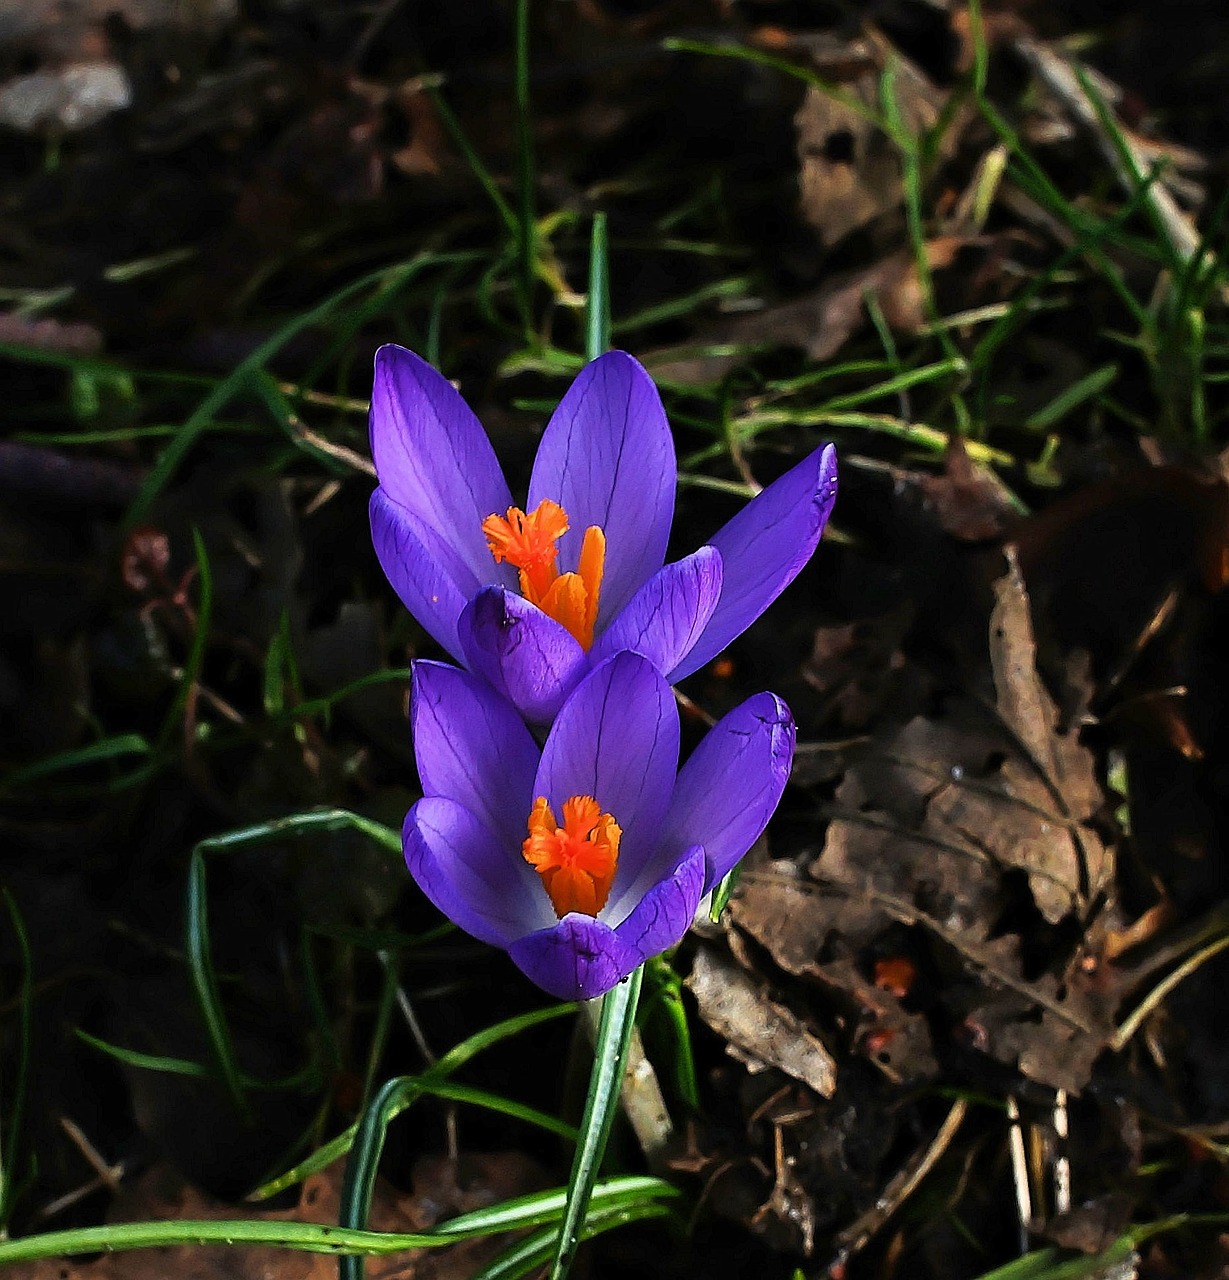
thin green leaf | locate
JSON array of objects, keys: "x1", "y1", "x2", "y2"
[
  {"x1": 1023, "y1": 363, "x2": 1119, "y2": 431},
  {"x1": 249, "y1": 1003, "x2": 575, "y2": 1200},
  {"x1": 0, "y1": 889, "x2": 32, "y2": 1229},
  {"x1": 127, "y1": 255, "x2": 464, "y2": 521},
  {"x1": 186, "y1": 846, "x2": 248, "y2": 1115},
  {"x1": 550, "y1": 968, "x2": 644, "y2": 1280},
  {"x1": 0, "y1": 1178, "x2": 677, "y2": 1266},
  {"x1": 1, "y1": 733, "x2": 150, "y2": 790},
  {"x1": 513, "y1": 0, "x2": 536, "y2": 329},
  {"x1": 587, "y1": 212, "x2": 611, "y2": 361},
  {"x1": 474, "y1": 1202, "x2": 676, "y2": 1280}
]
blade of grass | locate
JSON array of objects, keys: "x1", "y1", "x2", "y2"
[
  {"x1": 0, "y1": 1176, "x2": 678, "y2": 1265},
  {"x1": 75, "y1": 1029, "x2": 319, "y2": 1091},
  {"x1": 550, "y1": 967, "x2": 644, "y2": 1280},
  {"x1": 1, "y1": 733, "x2": 150, "y2": 790},
  {"x1": 186, "y1": 810, "x2": 404, "y2": 1117},
  {"x1": 186, "y1": 846, "x2": 248, "y2": 1116},
  {"x1": 127, "y1": 254, "x2": 462, "y2": 522},
  {"x1": 0, "y1": 889, "x2": 32, "y2": 1231},
  {"x1": 474, "y1": 1202, "x2": 677, "y2": 1280},
  {"x1": 155, "y1": 528, "x2": 213, "y2": 755},
  {"x1": 514, "y1": 0, "x2": 535, "y2": 331},
  {"x1": 661, "y1": 37, "x2": 884, "y2": 130},
  {"x1": 339, "y1": 1075, "x2": 408, "y2": 1280},
  {"x1": 1022, "y1": 362, "x2": 1119, "y2": 431},
  {"x1": 587, "y1": 213, "x2": 611, "y2": 361},
  {"x1": 249, "y1": 1003, "x2": 576, "y2": 1200}
]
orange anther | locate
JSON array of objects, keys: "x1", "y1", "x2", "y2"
[
  {"x1": 522, "y1": 794, "x2": 621, "y2": 918},
  {"x1": 482, "y1": 500, "x2": 605, "y2": 649}
]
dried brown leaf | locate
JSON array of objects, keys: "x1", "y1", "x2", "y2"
[
  {"x1": 794, "y1": 36, "x2": 949, "y2": 247},
  {"x1": 990, "y1": 547, "x2": 1112, "y2": 920},
  {"x1": 688, "y1": 947, "x2": 837, "y2": 1098}
]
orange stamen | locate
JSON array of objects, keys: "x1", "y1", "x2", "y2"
[
  {"x1": 522, "y1": 795, "x2": 621, "y2": 918},
  {"x1": 482, "y1": 500, "x2": 605, "y2": 649}
]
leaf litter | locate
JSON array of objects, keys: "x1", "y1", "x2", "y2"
[{"x1": 3, "y1": 0, "x2": 1229, "y2": 1275}]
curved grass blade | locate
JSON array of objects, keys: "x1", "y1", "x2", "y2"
[
  {"x1": 0, "y1": 889, "x2": 32, "y2": 1230},
  {"x1": 186, "y1": 845, "x2": 248, "y2": 1115},
  {"x1": 250, "y1": 1003, "x2": 576, "y2": 1201},
  {"x1": 513, "y1": 0, "x2": 535, "y2": 329},
  {"x1": 339, "y1": 999, "x2": 583, "y2": 1280},
  {"x1": 156, "y1": 527, "x2": 213, "y2": 755},
  {"x1": 1, "y1": 733, "x2": 150, "y2": 791},
  {"x1": 75, "y1": 1029, "x2": 319, "y2": 1092},
  {"x1": 474, "y1": 1201, "x2": 677, "y2": 1280},
  {"x1": 339, "y1": 1075, "x2": 409, "y2": 1280},
  {"x1": 550, "y1": 967, "x2": 644, "y2": 1280},
  {"x1": 186, "y1": 809, "x2": 404, "y2": 1117},
  {"x1": 127, "y1": 253, "x2": 472, "y2": 523},
  {"x1": 0, "y1": 1179, "x2": 677, "y2": 1267}
]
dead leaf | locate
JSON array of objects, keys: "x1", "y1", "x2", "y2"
[
  {"x1": 688, "y1": 947, "x2": 837, "y2": 1098},
  {"x1": 990, "y1": 547, "x2": 1112, "y2": 920},
  {"x1": 729, "y1": 872, "x2": 940, "y2": 1082},
  {"x1": 729, "y1": 239, "x2": 964, "y2": 361},
  {"x1": 794, "y1": 35, "x2": 950, "y2": 246},
  {"x1": 919, "y1": 438, "x2": 1018, "y2": 542}
]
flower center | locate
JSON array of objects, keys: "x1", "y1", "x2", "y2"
[
  {"x1": 522, "y1": 794, "x2": 621, "y2": 918},
  {"x1": 482, "y1": 500, "x2": 605, "y2": 649}
]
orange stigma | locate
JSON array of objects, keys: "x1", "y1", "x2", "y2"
[
  {"x1": 522, "y1": 795, "x2": 621, "y2": 918},
  {"x1": 482, "y1": 500, "x2": 605, "y2": 648}
]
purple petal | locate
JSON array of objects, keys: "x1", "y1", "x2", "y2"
[
  {"x1": 589, "y1": 546, "x2": 724, "y2": 678},
  {"x1": 509, "y1": 915, "x2": 643, "y2": 1001},
  {"x1": 410, "y1": 661, "x2": 539, "y2": 848},
  {"x1": 370, "y1": 488, "x2": 473, "y2": 658},
  {"x1": 611, "y1": 845, "x2": 706, "y2": 961},
  {"x1": 369, "y1": 345, "x2": 515, "y2": 588},
  {"x1": 671, "y1": 444, "x2": 838, "y2": 681},
  {"x1": 458, "y1": 587, "x2": 587, "y2": 726},
  {"x1": 661, "y1": 693, "x2": 795, "y2": 891},
  {"x1": 528, "y1": 352, "x2": 675, "y2": 622},
  {"x1": 535, "y1": 652, "x2": 679, "y2": 893},
  {"x1": 404, "y1": 798, "x2": 554, "y2": 947}
]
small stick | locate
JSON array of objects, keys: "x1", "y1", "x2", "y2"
[
  {"x1": 1052, "y1": 1089, "x2": 1071, "y2": 1216},
  {"x1": 1007, "y1": 1095, "x2": 1033, "y2": 1252}
]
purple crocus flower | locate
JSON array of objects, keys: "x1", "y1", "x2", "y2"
[
  {"x1": 370, "y1": 344, "x2": 837, "y2": 723},
  {"x1": 404, "y1": 649, "x2": 794, "y2": 1000}
]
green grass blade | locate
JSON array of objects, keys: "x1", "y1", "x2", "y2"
[
  {"x1": 183, "y1": 809, "x2": 404, "y2": 1119},
  {"x1": 550, "y1": 967, "x2": 644, "y2": 1280},
  {"x1": 0, "y1": 1180, "x2": 677, "y2": 1266},
  {"x1": 416, "y1": 1081, "x2": 578, "y2": 1142},
  {"x1": 186, "y1": 846, "x2": 248, "y2": 1116},
  {"x1": 339, "y1": 1075, "x2": 412, "y2": 1280},
  {"x1": 1, "y1": 733, "x2": 150, "y2": 790},
  {"x1": 0, "y1": 889, "x2": 32, "y2": 1230},
  {"x1": 587, "y1": 213, "x2": 611, "y2": 361},
  {"x1": 248, "y1": 1004, "x2": 576, "y2": 1200},
  {"x1": 156, "y1": 527, "x2": 213, "y2": 755},
  {"x1": 661, "y1": 37, "x2": 884, "y2": 130},
  {"x1": 514, "y1": 0, "x2": 536, "y2": 330},
  {"x1": 75, "y1": 1029, "x2": 318, "y2": 1092},
  {"x1": 196, "y1": 810, "x2": 402, "y2": 859},
  {"x1": 1023, "y1": 362, "x2": 1119, "y2": 431},
  {"x1": 475, "y1": 1202, "x2": 676, "y2": 1280},
  {"x1": 127, "y1": 255, "x2": 457, "y2": 522}
]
